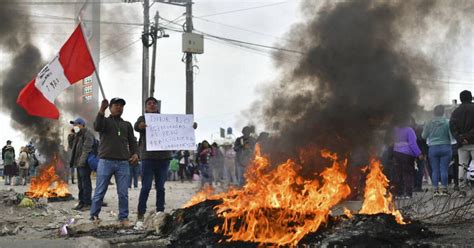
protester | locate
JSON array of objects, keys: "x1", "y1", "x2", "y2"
[
  {"x1": 178, "y1": 150, "x2": 191, "y2": 182},
  {"x1": 449, "y1": 90, "x2": 474, "y2": 187},
  {"x1": 392, "y1": 117, "x2": 423, "y2": 199},
  {"x1": 222, "y1": 144, "x2": 237, "y2": 185},
  {"x1": 234, "y1": 126, "x2": 256, "y2": 186},
  {"x1": 2, "y1": 140, "x2": 15, "y2": 185},
  {"x1": 17, "y1": 146, "x2": 29, "y2": 186},
  {"x1": 168, "y1": 157, "x2": 179, "y2": 181},
  {"x1": 68, "y1": 117, "x2": 95, "y2": 210},
  {"x1": 198, "y1": 140, "x2": 213, "y2": 187},
  {"x1": 26, "y1": 144, "x2": 39, "y2": 182},
  {"x1": 422, "y1": 105, "x2": 453, "y2": 196},
  {"x1": 90, "y1": 98, "x2": 139, "y2": 226},
  {"x1": 133, "y1": 97, "x2": 172, "y2": 229},
  {"x1": 210, "y1": 142, "x2": 224, "y2": 186},
  {"x1": 129, "y1": 161, "x2": 141, "y2": 189}
]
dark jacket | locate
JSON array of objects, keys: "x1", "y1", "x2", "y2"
[
  {"x1": 68, "y1": 127, "x2": 94, "y2": 168},
  {"x1": 94, "y1": 114, "x2": 138, "y2": 161},
  {"x1": 134, "y1": 115, "x2": 173, "y2": 160},
  {"x1": 2, "y1": 145, "x2": 15, "y2": 161},
  {"x1": 234, "y1": 135, "x2": 256, "y2": 166},
  {"x1": 449, "y1": 102, "x2": 474, "y2": 145}
]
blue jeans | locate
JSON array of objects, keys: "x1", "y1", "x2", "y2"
[
  {"x1": 129, "y1": 163, "x2": 141, "y2": 188},
  {"x1": 137, "y1": 159, "x2": 169, "y2": 214},
  {"x1": 90, "y1": 159, "x2": 130, "y2": 220},
  {"x1": 78, "y1": 166, "x2": 92, "y2": 205},
  {"x1": 429, "y1": 144, "x2": 452, "y2": 189}
]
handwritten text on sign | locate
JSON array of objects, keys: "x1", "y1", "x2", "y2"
[{"x1": 145, "y1": 114, "x2": 195, "y2": 151}]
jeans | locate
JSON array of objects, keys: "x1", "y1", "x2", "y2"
[
  {"x1": 78, "y1": 166, "x2": 92, "y2": 205},
  {"x1": 429, "y1": 144, "x2": 452, "y2": 189},
  {"x1": 129, "y1": 163, "x2": 141, "y2": 188},
  {"x1": 90, "y1": 159, "x2": 130, "y2": 220},
  {"x1": 137, "y1": 159, "x2": 169, "y2": 214},
  {"x1": 200, "y1": 163, "x2": 212, "y2": 186}
]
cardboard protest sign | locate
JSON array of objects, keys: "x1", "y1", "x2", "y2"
[{"x1": 145, "y1": 114, "x2": 196, "y2": 151}]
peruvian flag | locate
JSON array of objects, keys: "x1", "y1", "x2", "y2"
[{"x1": 17, "y1": 24, "x2": 95, "y2": 119}]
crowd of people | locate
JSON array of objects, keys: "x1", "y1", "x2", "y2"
[
  {"x1": 2, "y1": 89, "x2": 474, "y2": 229},
  {"x1": 382, "y1": 90, "x2": 474, "y2": 199},
  {"x1": 1, "y1": 140, "x2": 39, "y2": 186}
]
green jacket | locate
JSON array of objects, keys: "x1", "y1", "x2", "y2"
[
  {"x1": 2, "y1": 146, "x2": 14, "y2": 165},
  {"x1": 422, "y1": 117, "x2": 453, "y2": 146},
  {"x1": 169, "y1": 158, "x2": 179, "y2": 171}
]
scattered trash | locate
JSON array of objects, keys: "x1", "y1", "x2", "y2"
[
  {"x1": 18, "y1": 198, "x2": 35, "y2": 208},
  {"x1": 59, "y1": 218, "x2": 75, "y2": 236}
]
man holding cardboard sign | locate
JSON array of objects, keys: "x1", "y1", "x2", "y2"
[{"x1": 134, "y1": 97, "x2": 194, "y2": 229}]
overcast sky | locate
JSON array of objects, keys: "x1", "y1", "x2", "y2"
[
  {"x1": 0, "y1": 0, "x2": 303, "y2": 150},
  {"x1": 1, "y1": 0, "x2": 473, "y2": 153}
]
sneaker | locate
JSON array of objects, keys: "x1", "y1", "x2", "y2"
[
  {"x1": 433, "y1": 191, "x2": 440, "y2": 197},
  {"x1": 133, "y1": 220, "x2": 144, "y2": 231},
  {"x1": 90, "y1": 216, "x2": 100, "y2": 225}
]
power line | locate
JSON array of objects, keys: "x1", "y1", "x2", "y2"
[
  {"x1": 193, "y1": 15, "x2": 292, "y2": 42},
  {"x1": 3, "y1": 1, "x2": 124, "y2": 5},
  {"x1": 196, "y1": 0, "x2": 291, "y2": 18},
  {"x1": 4, "y1": 6, "x2": 143, "y2": 26},
  {"x1": 196, "y1": 29, "x2": 303, "y2": 54}
]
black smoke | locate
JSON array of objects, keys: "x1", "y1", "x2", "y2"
[
  {"x1": 256, "y1": 0, "x2": 446, "y2": 167},
  {"x1": 0, "y1": 5, "x2": 63, "y2": 160}
]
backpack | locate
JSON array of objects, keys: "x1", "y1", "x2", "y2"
[
  {"x1": 3, "y1": 149, "x2": 14, "y2": 165},
  {"x1": 87, "y1": 138, "x2": 100, "y2": 171}
]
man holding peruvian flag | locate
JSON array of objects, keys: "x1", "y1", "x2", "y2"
[{"x1": 17, "y1": 24, "x2": 97, "y2": 119}]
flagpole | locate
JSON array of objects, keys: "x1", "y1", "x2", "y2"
[{"x1": 77, "y1": 20, "x2": 106, "y2": 100}]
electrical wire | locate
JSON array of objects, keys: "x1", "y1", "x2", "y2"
[
  {"x1": 3, "y1": 0, "x2": 124, "y2": 5},
  {"x1": 196, "y1": 1, "x2": 291, "y2": 18}
]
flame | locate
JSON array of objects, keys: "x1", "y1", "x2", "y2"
[
  {"x1": 343, "y1": 207, "x2": 353, "y2": 218},
  {"x1": 359, "y1": 159, "x2": 405, "y2": 224},
  {"x1": 206, "y1": 145, "x2": 351, "y2": 246},
  {"x1": 183, "y1": 185, "x2": 216, "y2": 208},
  {"x1": 26, "y1": 156, "x2": 70, "y2": 198}
]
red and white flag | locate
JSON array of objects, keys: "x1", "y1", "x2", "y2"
[{"x1": 17, "y1": 24, "x2": 95, "y2": 119}]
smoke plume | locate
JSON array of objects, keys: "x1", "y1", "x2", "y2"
[
  {"x1": 256, "y1": 0, "x2": 471, "y2": 166},
  {"x1": 0, "y1": 5, "x2": 63, "y2": 160}
]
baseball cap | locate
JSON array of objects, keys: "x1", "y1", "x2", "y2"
[
  {"x1": 69, "y1": 117, "x2": 86, "y2": 126},
  {"x1": 110, "y1": 97, "x2": 126, "y2": 106}
]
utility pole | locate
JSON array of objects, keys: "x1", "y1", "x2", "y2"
[
  {"x1": 142, "y1": 0, "x2": 150, "y2": 113},
  {"x1": 150, "y1": 11, "x2": 159, "y2": 98},
  {"x1": 185, "y1": 0, "x2": 193, "y2": 115}
]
